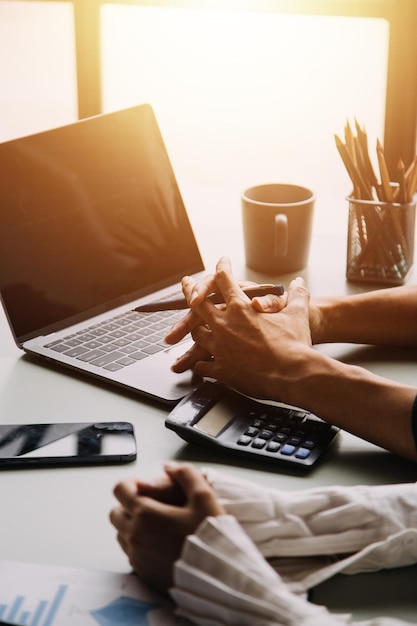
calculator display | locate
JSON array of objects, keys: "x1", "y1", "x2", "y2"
[{"x1": 193, "y1": 404, "x2": 232, "y2": 437}]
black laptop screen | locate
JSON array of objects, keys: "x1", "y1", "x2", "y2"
[{"x1": 0, "y1": 105, "x2": 204, "y2": 342}]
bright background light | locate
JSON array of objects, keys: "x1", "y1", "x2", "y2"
[
  {"x1": 0, "y1": 1, "x2": 77, "y2": 141},
  {"x1": 0, "y1": 2, "x2": 390, "y2": 263},
  {"x1": 101, "y1": 5, "x2": 389, "y2": 244}
]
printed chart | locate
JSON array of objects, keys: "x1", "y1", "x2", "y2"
[
  {"x1": 0, "y1": 584, "x2": 67, "y2": 626},
  {"x1": 0, "y1": 560, "x2": 182, "y2": 626}
]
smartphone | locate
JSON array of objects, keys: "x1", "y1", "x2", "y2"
[{"x1": 0, "y1": 422, "x2": 137, "y2": 468}]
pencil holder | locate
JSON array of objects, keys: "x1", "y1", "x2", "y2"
[{"x1": 346, "y1": 192, "x2": 416, "y2": 285}]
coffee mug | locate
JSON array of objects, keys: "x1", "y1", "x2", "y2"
[{"x1": 241, "y1": 183, "x2": 315, "y2": 274}]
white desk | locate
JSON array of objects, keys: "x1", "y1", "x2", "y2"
[{"x1": 1, "y1": 185, "x2": 416, "y2": 622}]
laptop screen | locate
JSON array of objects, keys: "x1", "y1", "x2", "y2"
[{"x1": 0, "y1": 104, "x2": 204, "y2": 343}]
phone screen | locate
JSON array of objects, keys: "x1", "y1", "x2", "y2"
[{"x1": 0, "y1": 422, "x2": 136, "y2": 468}]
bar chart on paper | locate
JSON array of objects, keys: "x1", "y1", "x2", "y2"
[
  {"x1": 0, "y1": 585, "x2": 67, "y2": 626},
  {"x1": 0, "y1": 560, "x2": 178, "y2": 626}
]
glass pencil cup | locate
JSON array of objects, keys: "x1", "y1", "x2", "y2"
[{"x1": 346, "y1": 193, "x2": 416, "y2": 285}]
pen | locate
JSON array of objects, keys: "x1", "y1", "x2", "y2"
[{"x1": 134, "y1": 284, "x2": 285, "y2": 312}]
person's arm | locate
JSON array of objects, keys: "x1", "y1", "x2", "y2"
[
  {"x1": 110, "y1": 463, "x2": 417, "y2": 625},
  {"x1": 309, "y1": 285, "x2": 417, "y2": 346},
  {"x1": 166, "y1": 265, "x2": 417, "y2": 349},
  {"x1": 174, "y1": 257, "x2": 417, "y2": 461},
  {"x1": 173, "y1": 515, "x2": 415, "y2": 626},
  {"x1": 202, "y1": 467, "x2": 417, "y2": 591}
]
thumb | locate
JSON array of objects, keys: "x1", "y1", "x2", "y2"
[
  {"x1": 163, "y1": 461, "x2": 208, "y2": 496},
  {"x1": 251, "y1": 291, "x2": 288, "y2": 313},
  {"x1": 164, "y1": 462, "x2": 223, "y2": 515},
  {"x1": 287, "y1": 276, "x2": 310, "y2": 309}
]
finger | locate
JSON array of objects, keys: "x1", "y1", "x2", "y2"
[
  {"x1": 164, "y1": 461, "x2": 202, "y2": 482},
  {"x1": 134, "y1": 476, "x2": 186, "y2": 505},
  {"x1": 212, "y1": 256, "x2": 243, "y2": 304},
  {"x1": 116, "y1": 532, "x2": 129, "y2": 556},
  {"x1": 251, "y1": 292, "x2": 288, "y2": 313},
  {"x1": 186, "y1": 273, "x2": 217, "y2": 306},
  {"x1": 113, "y1": 478, "x2": 140, "y2": 508},
  {"x1": 191, "y1": 324, "x2": 214, "y2": 355},
  {"x1": 287, "y1": 276, "x2": 310, "y2": 310},
  {"x1": 109, "y1": 505, "x2": 132, "y2": 531},
  {"x1": 171, "y1": 343, "x2": 212, "y2": 373},
  {"x1": 163, "y1": 462, "x2": 223, "y2": 515},
  {"x1": 164, "y1": 309, "x2": 198, "y2": 345}
]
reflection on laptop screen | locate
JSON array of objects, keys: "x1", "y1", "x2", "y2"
[{"x1": 0, "y1": 104, "x2": 204, "y2": 342}]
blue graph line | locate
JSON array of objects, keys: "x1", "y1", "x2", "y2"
[
  {"x1": 31, "y1": 600, "x2": 47, "y2": 626},
  {"x1": 42, "y1": 585, "x2": 67, "y2": 626},
  {"x1": 0, "y1": 584, "x2": 67, "y2": 626},
  {"x1": 8, "y1": 596, "x2": 24, "y2": 622}
]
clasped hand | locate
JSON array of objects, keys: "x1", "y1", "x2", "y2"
[
  {"x1": 110, "y1": 462, "x2": 224, "y2": 591},
  {"x1": 110, "y1": 258, "x2": 316, "y2": 592},
  {"x1": 165, "y1": 256, "x2": 314, "y2": 403}
]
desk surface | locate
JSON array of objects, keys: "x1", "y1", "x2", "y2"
[{"x1": 1, "y1": 184, "x2": 416, "y2": 622}]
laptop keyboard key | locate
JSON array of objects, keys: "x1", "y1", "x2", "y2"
[
  {"x1": 77, "y1": 349, "x2": 107, "y2": 362},
  {"x1": 47, "y1": 305, "x2": 188, "y2": 371},
  {"x1": 140, "y1": 344, "x2": 165, "y2": 355},
  {"x1": 90, "y1": 351, "x2": 125, "y2": 367}
]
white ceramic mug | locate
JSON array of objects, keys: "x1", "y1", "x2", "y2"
[{"x1": 241, "y1": 183, "x2": 315, "y2": 274}]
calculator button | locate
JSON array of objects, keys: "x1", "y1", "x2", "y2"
[
  {"x1": 280, "y1": 444, "x2": 296, "y2": 456},
  {"x1": 295, "y1": 447, "x2": 311, "y2": 459},
  {"x1": 237, "y1": 435, "x2": 252, "y2": 446},
  {"x1": 273, "y1": 432, "x2": 287, "y2": 443},
  {"x1": 302, "y1": 439, "x2": 317, "y2": 449},
  {"x1": 245, "y1": 426, "x2": 259, "y2": 437},
  {"x1": 266, "y1": 441, "x2": 281, "y2": 453},
  {"x1": 259, "y1": 429, "x2": 274, "y2": 440},
  {"x1": 287, "y1": 436, "x2": 302, "y2": 446},
  {"x1": 251, "y1": 438, "x2": 266, "y2": 449}
]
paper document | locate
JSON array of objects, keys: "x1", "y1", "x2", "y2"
[{"x1": 0, "y1": 560, "x2": 186, "y2": 625}]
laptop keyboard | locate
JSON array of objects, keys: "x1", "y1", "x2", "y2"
[{"x1": 44, "y1": 309, "x2": 186, "y2": 372}]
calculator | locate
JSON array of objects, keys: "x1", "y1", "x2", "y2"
[{"x1": 166, "y1": 381, "x2": 340, "y2": 469}]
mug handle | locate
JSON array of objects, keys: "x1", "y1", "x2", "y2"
[{"x1": 274, "y1": 214, "x2": 288, "y2": 257}]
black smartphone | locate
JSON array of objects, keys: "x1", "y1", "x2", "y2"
[{"x1": 0, "y1": 422, "x2": 137, "y2": 468}]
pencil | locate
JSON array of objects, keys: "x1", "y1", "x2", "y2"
[
  {"x1": 335, "y1": 135, "x2": 373, "y2": 199},
  {"x1": 396, "y1": 159, "x2": 407, "y2": 204},
  {"x1": 354, "y1": 120, "x2": 379, "y2": 189},
  {"x1": 376, "y1": 139, "x2": 394, "y2": 203},
  {"x1": 406, "y1": 155, "x2": 417, "y2": 201},
  {"x1": 344, "y1": 120, "x2": 356, "y2": 165},
  {"x1": 133, "y1": 284, "x2": 285, "y2": 312}
]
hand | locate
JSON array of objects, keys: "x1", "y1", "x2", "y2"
[
  {"x1": 165, "y1": 265, "x2": 288, "y2": 373},
  {"x1": 170, "y1": 257, "x2": 313, "y2": 403},
  {"x1": 109, "y1": 462, "x2": 224, "y2": 591}
]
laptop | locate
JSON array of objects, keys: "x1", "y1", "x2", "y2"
[{"x1": 0, "y1": 103, "x2": 206, "y2": 404}]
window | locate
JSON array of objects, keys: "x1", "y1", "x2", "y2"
[
  {"x1": 101, "y1": 5, "x2": 389, "y2": 234},
  {"x1": 0, "y1": 1, "x2": 77, "y2": 142}
]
